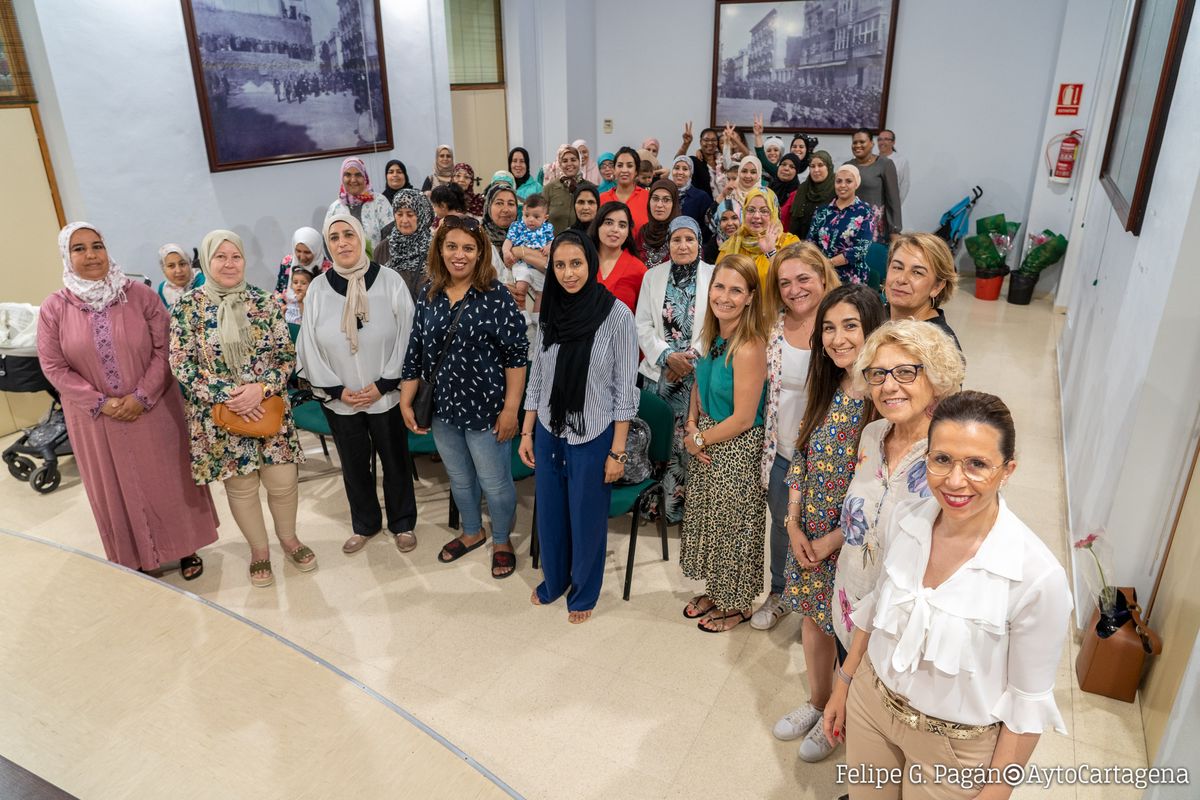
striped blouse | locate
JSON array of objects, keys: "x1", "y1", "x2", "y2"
[{"x1": 524, "y1": 302, "x2": 639, "y2": 445}]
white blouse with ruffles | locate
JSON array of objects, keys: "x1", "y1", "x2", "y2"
[{"x1": 852, "y1": 496, "x2": 1073, "y2": 734}]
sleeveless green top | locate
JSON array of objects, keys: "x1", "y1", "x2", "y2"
[{"x1": 695, "y1": 337, "x2": 766, "y2": 425}]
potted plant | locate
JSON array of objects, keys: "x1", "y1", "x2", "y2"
[
  {"x1": 965, "y1": 214, "x2": 1019, "y2": 301},
  {"x1": 1007, "y1": 230, "x2": 1069, "y2": 305}
]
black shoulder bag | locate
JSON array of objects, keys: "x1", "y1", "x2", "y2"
[{"x1": 412, "y1": 296, "x2": 469, "y2": 428}]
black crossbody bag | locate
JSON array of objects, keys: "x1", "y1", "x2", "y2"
[{"x1": 412, "y1": 297, "x2": 469, "y2": 428}]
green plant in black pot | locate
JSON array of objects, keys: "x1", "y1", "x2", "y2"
[{"x1": 1008, "y1": 229, "x2": 1068, "y2": 305}]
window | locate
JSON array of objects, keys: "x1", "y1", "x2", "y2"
[{"x1": 444, "y1": 0, "x2": 503, "y2": 86}]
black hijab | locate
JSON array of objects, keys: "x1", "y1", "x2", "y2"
[
  {"x1": 770, "y1": 153, "x2": 804, "y2": 205},
  {"x1": 539, "y1": 231, "x2": 616, "y2": 437},
  {"x1": 382, "y1": 159, "x2": 408, "y2": 205},
  {"x1": 508, "y1": 147, "x2": 533, "y2": 189}
]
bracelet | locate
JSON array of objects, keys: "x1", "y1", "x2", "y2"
[
  {"x1": 520, "y1": 432, "x2": 533, "y2": 437},
  {"x1": 787, "y1": 499, "x2": 802, "y2": 506},
  {"x1": 836, "y1": 666, "x2": 853, "y2": 685}
]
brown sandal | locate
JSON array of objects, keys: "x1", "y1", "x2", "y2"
[{"x1": 698, "y1": 609, "x2": 751, "y2": 633}]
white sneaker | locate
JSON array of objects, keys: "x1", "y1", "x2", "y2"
[
  {"x1": 772, "y1": 702, "x2": 822, "y2": 741},
  {"x1": 750, "y1": 593, "x2": 789, "y2": 631},
  {"x1": 798, "y1": 718, "x2": 838, "y2": 762}
]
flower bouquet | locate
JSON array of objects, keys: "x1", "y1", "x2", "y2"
[
  {"x1": 965, "y1": 213, "x2": 1020, "y2": 300},
  {"x1": 1008, "y1": 229, "x2": 1069, "y2": 305}
]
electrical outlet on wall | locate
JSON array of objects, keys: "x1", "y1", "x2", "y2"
[{"x1": 603, "y1": 119, "x2": 613, "y2": 134}]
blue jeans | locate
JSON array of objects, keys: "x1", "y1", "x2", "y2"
[
  {"x1": 766, "y1": 453, "x2": 792, "y2": 596},
  {"x1": 432, "y1": 418, "x2": 517, "y2": 544}
]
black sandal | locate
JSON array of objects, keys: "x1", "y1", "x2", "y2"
[
  {"x1": 683, "y1": 594, "x2": 716, "y2": 619},
  {"x1": 180, "y1": 554, "x2": 203, "y2": 581},
  {"x1": 698, "y1": 609, "x2": 751, "y2": 633},
  {"x1": 491, "y1": 550, "x2": 517, "y2": 579},
  {"x1": 437, "y1": 535, "x2": 487, "y2": 563}
]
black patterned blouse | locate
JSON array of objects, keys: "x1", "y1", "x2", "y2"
[{"x1": 401, "y1": 281, "x2": 528, "y2": 430}]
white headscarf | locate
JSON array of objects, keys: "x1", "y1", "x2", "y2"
[
  {"x1": 58, "y1": 222, "x2": 129, "y2": 312},
  {"x1": 291, "y1": 226, "x2": 324, "y2": 268},
  {"x1": 157, "y1": 242, "x2": 194, "y2": 306},
  {"x1": 324, "y1": 214, "x2": 371, "y2": 354}
]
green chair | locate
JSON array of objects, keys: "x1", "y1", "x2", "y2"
[
  {"x1": 530, "y1": 389, "x2": 674, "y2": 601},
  {"x1": 286, "y1": 322, "x2": 339, "y2": 480},
  {"x1": 865, "y1": 242, "x2": 889, "y2": 290},
  {"x1": 409, "y1": 430, "x2": 460, "y2": 529}
]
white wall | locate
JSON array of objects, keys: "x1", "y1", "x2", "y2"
[
  {"x1": 588, "y1": 0, "x2": 1069, "y2": 256},
  {"x1": 1057, "y1": 2, "x2": 1200, "y2": 621},
  {"x1": 15, "y1": 0, "x2": 453, "y2": 288}
]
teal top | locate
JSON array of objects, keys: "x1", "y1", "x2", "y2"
[{"x1": 695, "y1": 337, "x2": 766, "y2": 425}]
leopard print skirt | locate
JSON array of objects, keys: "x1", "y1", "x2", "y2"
[{"x1": 680, "y1": 417, "x2": 767, "y2": 612}]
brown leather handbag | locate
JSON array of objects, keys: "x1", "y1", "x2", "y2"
[
  {"x1": 1075, "y1": 587, "x2": 1163, "y2": 702},
  {"x1": 211, "y1": 395, "x2": 287, "y2": 438}
]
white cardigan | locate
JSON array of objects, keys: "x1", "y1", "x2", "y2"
[
  {"x1": 297, "y1": 266, "x2": 413, "y2": 415},
  {"x1": 635, "y1": 260, "x2": 714, "y2": 383}
]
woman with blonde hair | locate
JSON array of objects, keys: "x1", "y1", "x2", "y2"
[
  {"x1": 750, "y1": 242, "x2": 839, "y2": 631},
  {"x1": 679, "y1": 253, "x2": 770, "y2": 633},
  {"x1": 884, "y1": 232, "x2": 961, "y2": 349},
  {"x1": 718, "y1": 186, "x2": 800, "y2": 288},
  {"x1": 773, "y1": 316, "x2": 963, "y2": 764}
]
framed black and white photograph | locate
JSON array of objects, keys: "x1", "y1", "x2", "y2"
[
  {"x1": 180, "y1": 0, "x2": 393, "y2": 172},
  {"x1": 711, "y1": 0, "x2": 899, "y2": 133}
]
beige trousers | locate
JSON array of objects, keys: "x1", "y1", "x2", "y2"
[
  {"x1": 844, "y1": 660, "x2": 1000, "y2": 800},
  {"x1": 223, "y1": 464, "x2": 299, "y2": 550}
]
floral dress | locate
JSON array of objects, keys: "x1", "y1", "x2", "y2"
[
  {"x1": 831, "y1": 419, "x2": 931, "y2": 651},
  {"x1": 808, "y1": 198, "x2": 875, "y2": 286},
  {"x1": 782, "y1": 388, "x2": 867, "y2": 635},
  {"x1": 168, "y1": 286, "x2": 304, "y2": 485},
  {"x1": 646, "y1": 261, "x2": 699, "y2": 523}
]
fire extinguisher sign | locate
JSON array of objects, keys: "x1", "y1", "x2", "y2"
[{"x1": 1056, "y1": 83, "x2": 1083, "y2": 115}]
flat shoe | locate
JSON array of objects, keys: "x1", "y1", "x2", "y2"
[
  {"x1": 342, "y1": 534, "x2": 372, "y2": 554},
  {"x1": 394, "y1": 531, "x2": 418, "y2": 553},
  {"x1": 491, "y1": 549, "x2": 517, "y2": 579},
  {"x1": 249, "y1": 559, "x2": 274, "y2": 588},
  {"x1": 698, "y1": 609, "x2": 751, "y2": 633},
  {"x1": 180, "y1": 554, "x2": 203, "y2": 581},
  {"x1": 683, "y1": 594, "x2": 715, "y2": 619},
  {"x1": 438, "y1": 534, "x2": 486, "y2": 563}
]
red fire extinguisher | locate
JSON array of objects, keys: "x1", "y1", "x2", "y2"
[{"x1": 1046, "y1": 130, "x2": 1084, "y2": 184}]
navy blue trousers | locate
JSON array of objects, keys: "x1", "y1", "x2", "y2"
[{"x1": 533, "y1": 421, "x2": 613, "y2": 612}]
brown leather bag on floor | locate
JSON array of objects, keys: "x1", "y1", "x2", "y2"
[{"x1": 1075, "y1": 586, "x2": 1163, "y2": 703}]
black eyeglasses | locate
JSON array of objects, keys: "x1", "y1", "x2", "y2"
[
  {"x1": 441, "y1": 215, "x2": 480, "y2": 232},
  {"x1": 862, "y1": 364, "x2": 924, "y2": 385}
]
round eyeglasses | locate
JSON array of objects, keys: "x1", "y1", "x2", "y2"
[{"x1": 925, "y1": 451, "x2": 1006, "y2": 483}]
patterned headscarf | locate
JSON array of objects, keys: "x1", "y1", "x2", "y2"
[
  {"x1": 58, "y1": 222, "x2": 129, "y2": 312},
  {"x1": 482, "y1": 182, "x2": 519, "y2": 248},
  {"x1": 337, "y1": 157, "x2": 374, "y2": 207},
  {"x1": 386, "y1": 189, "x2": 434, "y2": 274},
  {"x1": 711, "y1": 197, "x2": 743, "y2": 245},
  {"x1": 324, "y1": 214, "x2": 371, "y2": 354},
  {"x1": 453, "y1": 162, "x2": 485, "y2": 217},
  {"x1": 719, "y1": 186, "x2": 783, "y2": 260},
  {"x1": 489, "y1": 170, "x2": 516, "y2": 189},
  {"x1": 198, "y1": 230, "x2": 252, "y2": 376},
  {"x1": 671, "y1": 155, "x2": 694, "y2": 196}
]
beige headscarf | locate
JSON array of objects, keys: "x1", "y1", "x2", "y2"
[
  {"x1": 324, "y1": 214, "x2": 371, "y2": 354},
  {"x1": 199, "y1": 230, "x2": 252, "y2": 376}
]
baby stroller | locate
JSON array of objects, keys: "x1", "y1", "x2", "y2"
[
  {"x1": 0, "y1": 303, "x2": 72, "y2": 494},
  {"x1": 934, "y1": 186, "x2": 983, "y2": 255}
]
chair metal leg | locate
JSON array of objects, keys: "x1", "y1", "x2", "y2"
[
  {"x1": 530, "y1": 498, "x2": 540, "y2": 569},
  {"x1": 623, "y1": 507, "x2": 639, "y2": 601},
  {"x1": 448, "y1": 493, "x2": 460, "y2": 530},
  {"x1": 319, "y1": 435, "x2": 330, "y2": 459},
  {"x1": 409, "y1": 452, "x2": 419, "y2": 479},
  {"x1": 658, "y1": 485, "x2": 670, "y2": 561}
]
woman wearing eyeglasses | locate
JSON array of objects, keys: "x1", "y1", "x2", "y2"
[
  {"x1": 824, "y1": 391, "x2": 1071, "y2": 800},
  {"x1": 772, "y1": 318, "x2": 964, "y2": 762}
]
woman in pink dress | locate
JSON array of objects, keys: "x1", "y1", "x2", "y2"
[{"x1": 37, "y1": 222, "x2": 219, "y2": 578}]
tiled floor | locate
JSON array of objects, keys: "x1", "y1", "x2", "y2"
[{"x1": 0, "y1": 283, "x2": 1150, "y2": 799}]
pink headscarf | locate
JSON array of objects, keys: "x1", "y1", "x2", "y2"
[
  {"x1": 641, "y1": 137, "x2": 661, "y2": 156},
  {"x1": 572, "y1": 139, "x2": 601, "y2": 184},
  {"x1": 338, "y1": 157, "x2": 374, "y2": 207}
]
